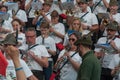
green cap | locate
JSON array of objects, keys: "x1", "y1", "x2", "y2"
[
  {"x1": 74, "y1": 35, "x2": 93, "y2": 46},
  {"x1": 107, "y1": 21, "x2": 118, "y2": 31},
  {"x1": 109, "y1": 0, "x2": 118, "y2": 6},
  {"x1": 2, "y1": 33, "x2": 17, "y2": 45},
  {"x1": 79, "y1": 0, "x2": 89, "y2": 3}
]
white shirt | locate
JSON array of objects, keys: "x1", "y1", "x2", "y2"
[
  {"x1": 2, "y1": 17, "x2": 13, "y2": 32},
  {"x1": 36, "y1": 12, "x2": 51, "y2": 30},
  {"x1": 36, "y1": 36, "x2": 56, "y2": 57},
  {"x1": 58, "y1": 49, "x2": 82, "y2": 80},
  {"x1": 96, "y1": 37, "x2": 120, "y2": 68},
  {"x1": 75, "y1": 12, "x2": 98, "y2": 34},
  {"x1": 93, "y1": 0, "x2": 110, "y2": 14},
  {"x1": 8, "y1": 9, "x2": 27, "y2": 22},
  {"x1": 27, "y1": 44, "x2": 49, "y2": 71},
  {"x1": 108, "y1": 54, "x2": 120, "y2": 80},
  {"x1": 6, "y1": 59, "x2": 33, "y2": 79},
  {"x1": 49, "y1": 3, "x2": 62, "y2": 14},
  {"x1": 50, "y1": 23, "x2": 65, "y2": 43},
  {"x1": 17, "y1": 33, "x2": 26, "y2": 50},
  {"x1": 25, "y1": 0, "x2": 42, "y2": 18}
]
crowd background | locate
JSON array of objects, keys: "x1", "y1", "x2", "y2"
[{"x1": 0, "y1": 0, "x2": 120, "y2": 80}]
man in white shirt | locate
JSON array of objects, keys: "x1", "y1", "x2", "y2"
[{"x1": 25, "y1": 27, "x2": 49, "y2": 80}]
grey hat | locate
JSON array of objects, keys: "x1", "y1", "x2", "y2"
[
  {"x1": 74, "y1": 34, "x2": 93, "y2": 46},
  {"x1": 109, "y1": 0, "x2": 118, "y2": 6},
  {"x1": 107, "y1": 21, "x2": 118, "y2": 31},
  {"x1": 79, "y1": 0, "x2": 89, "y2": 4},
  {"x1": 1, "y1": 33, "x2": 17, "y2": 45},
  {"x1": 43, "y1": 1, "x2": 52, "y2": 6}
]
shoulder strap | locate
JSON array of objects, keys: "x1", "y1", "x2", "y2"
[
  {"x1": 80, "y1": 12, "x2": 89, "y2": 19},
  {"x1": 12, "y1": 9, "x2": 19, "y2": 16},
  {"x1": 37, "y1": 12, "x2": 50, "y2": 26},
  {"x1": 20, "y1": 44, "x2": 39, "y2": 59},
  {"x1": 15, "y1": 9, "x2": 19, "y2": 15},
  {"x1": 92, "y1": 0, "x2": 102, "y2": 12},
  {"x1": 26, "y1": 0, "x2": 37, "y2": 16},
  {"x1": 106, "y1": 37, "x2": 116, "y2": 44},
  {"x1": 59, "y1": 51, "x2": 78, "y2": 70},
  {"x1": 28, "y1": 44, "x2": 39, "y2": 50}
]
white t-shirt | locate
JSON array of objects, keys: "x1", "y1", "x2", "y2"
[
  {"x1": 50, "y1": 23, "x2": 65, "y2": 43},
  {"x1": 93, "y1": 0, "x2": 110, "y2": 14},
  {"x1": 108, "y1": 54, "x2": 120, "y2": 80},
  {"x1": 6, "y1": 59, "x2": 33, "y2": 79},
  {"x1": 27, "y1": 44, "x2": 49, "y2": 71},
  {"x1": 25, "y1": 0, "x2": 42, "y2": 18},
  {"x1": 49, "y1": 3, "x2": 62, "y2": 14},
  {"x1": 36, "y1": 12, "x2": 51, "y2": 30},
  {"x1": 2, "y1": 17, "x2": 13, "y2": 32},
  {"x1": 36, "y1": 36, "x2": 56, "y2": 57},
  {"x1": 17, "y1": 33, "x2": 26, "y2": 50},
  {"x1": 75, "y1": 12, "x2": 98, "y2": 34},
  {"x1": 58, "y1": 49, "x2": 82, "y2": 80},
  {"x1": 8, "y1": 9, "x2": 28, "y2": 22}
]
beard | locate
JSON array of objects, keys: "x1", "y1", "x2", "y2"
[{"x1": 77, "y1": 47, "x2": 82, "y2": 57}]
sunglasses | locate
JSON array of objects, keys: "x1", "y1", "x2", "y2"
[{"x1": 69, "y1": 38, "x2": 76, "y2": 42}]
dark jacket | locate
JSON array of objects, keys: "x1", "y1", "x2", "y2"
[{"x1": 77, "y1": 50, "x2": 101, "y2": 80}]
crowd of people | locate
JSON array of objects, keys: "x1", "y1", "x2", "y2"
[{"x1": 0, "y1": 0, "x2": 120, "y2": 80}]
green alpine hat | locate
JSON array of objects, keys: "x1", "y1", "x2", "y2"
[
  {"x1": 2, "y1": 33, "x2": 17, "y2": 45},
  {"x1": 79, "y1": 0, "x2": 89, "y2": 4},
  {"x1": 74, "y1": 35, "x2": 93, "y2": 46},
  {"x1": 107, "y1": 21, "x2": 118, "y2": 31},
  {"x1": 109, "y1": 0, "x2": 118, "y2": 6}
]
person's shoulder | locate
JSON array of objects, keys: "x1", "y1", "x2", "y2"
[
  {"x1": 19, "y1": 9, "x2": 26, "y2": 12},
  {"x1": 37, "y1": 44, "x2": 46, "y2": 48},
  {"x1": 98, "y1": 37, "x2": 107, "y2": 41},
  {"x1": 36, "y1": 36, "x2": 42, "y2": 39},
  {"x1": 47, "y1": 36, "x2": 55, "y2": 41},
  {"x1": 19, "y1": 33, "x2": 25, "y2": 36}
]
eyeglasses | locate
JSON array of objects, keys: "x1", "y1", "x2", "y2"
[
  {"x1": 69, "y1": 38, "x2": 76, "y2": 42},
  {"x1": 26, "y1": 35, "x2": 36, "y2": 38},
  {"x1": 107, "y1": 29, "x2": 116, "y2": 32}
]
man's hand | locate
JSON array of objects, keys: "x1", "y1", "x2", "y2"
[{"x1": 6, "y1": 45, "x2": 19, "y2": 60}]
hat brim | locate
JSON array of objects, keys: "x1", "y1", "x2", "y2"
[{"x1": 74, "y1": 39, "x2": 81, "y2": 46}]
